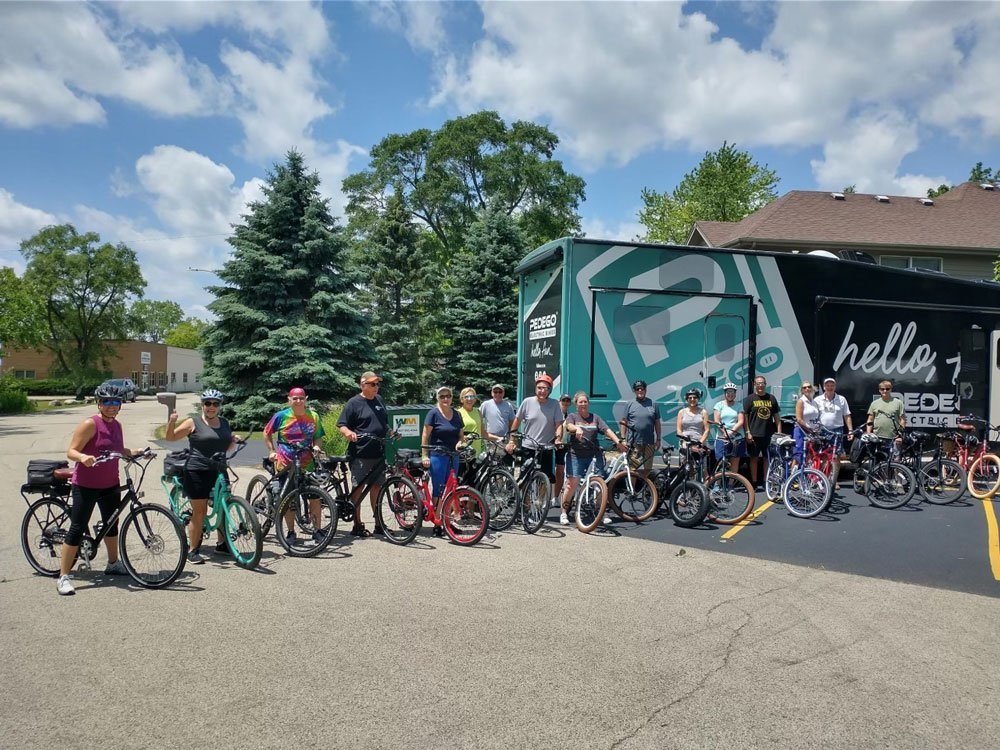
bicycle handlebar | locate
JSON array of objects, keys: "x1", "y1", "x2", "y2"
[{"x1": 93, "y1": 448, "x2": 155, "y2": 465}]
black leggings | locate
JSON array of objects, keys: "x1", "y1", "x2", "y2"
[{"x1": 65, "y1": 485, "x2": 122, "y2": 546}]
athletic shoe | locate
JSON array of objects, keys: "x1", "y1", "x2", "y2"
[
  {"x1": 214, "y1": 542, "x2": 231, "y2": 556},
  {"x1": 57, "y1": 575, "x2": 75, "y2": 596},
  {"x1": 104, "y1": 559, "x2": 128, "y2": 575},
  {"x1": 559, "y1": 511, "x2": 570, "y2": 525},
  {"x1": 187, "y1": 548, "x2": 206, "y2": 565},
  {"x1": 285, "y1": 532, "x2": 298, "y2": 545},
  {"x1": 603, "y1": 515, "x2": 613, "y2": 524},
  {"x1": 311, "y1": 529, "x2": 326, "y2": 543}
]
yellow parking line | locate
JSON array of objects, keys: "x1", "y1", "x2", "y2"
[
  {"x1": 721, "y1": 500, "x2": 775, "y2": 540},
  {"x1": 981, "y1": 498, "x2": 1000, "y2": 581}
]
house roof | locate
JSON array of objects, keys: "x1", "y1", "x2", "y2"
[{"x1": 689, "y1": 182, "x2": 1000, "y2": 251}]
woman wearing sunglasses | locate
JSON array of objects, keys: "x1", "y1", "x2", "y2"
[
  {"x1": 793, "y1": 381, "x2": 820, "y2": 467},
  {"x1": 458, "y1": 387, "x2": 483, "y2": 453},
  {"x1": 165, "y1": 388, "x2": 235, "y2": 564},
  {"x1": 56, "y1": 384, "x2": 143, "y2": 595}
]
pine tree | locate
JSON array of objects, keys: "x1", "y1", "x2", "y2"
[
  {"x1": 352, "y1": 190, "x2": 443, "y2": 404},
  {"x1": 446, "y1": 204, "x2": 526, "y2": 394},
  {"x1": 202, "y1": 151, "x2": 368, "y2": 426}
]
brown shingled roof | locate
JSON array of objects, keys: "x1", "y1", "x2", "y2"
[{"x1": 690, "y1": 182, "x2": 1000, "y2": 251}]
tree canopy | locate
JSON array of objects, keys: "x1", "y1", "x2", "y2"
[
  {"x1": 201, "y1": 150, "x2": 367, "y2": 426},
  {"x1": 927, "y1": 162, "x2": 998, "y2": 198},
  {"x1": 164, "y1": 317, "x2": 209, "y2": 350},
  {"x1": 0, "y1": 267, "x2": 46, "y2": 355},
  {"x1": 343, "y1": 110, "x2": 586, "y2": 253},
  {"x1": 127, "y1": 299, "x2": 183, "y2": 342},
  {"x1": 20, "y1": 224, "x2": 145, "y2": 377},
  {"x1": 638, "y1": 141, "x2": 780, "y2": 244}
]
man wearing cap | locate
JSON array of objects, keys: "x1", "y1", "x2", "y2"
[
  {"x1": 337, "y1": 371, "x2": 389, "y2": 537},
  {"x1": 507, "y1": 374, "x2": 564, "y2": 481},
  {"x1": 482, "y1": 384, "x2": 516, "y2": 466},
  {"x1": 264, "y1": 387, "x2": 326, "y2": 543},
  {"x1": 618, "y1": 379, "x2": 661, "y2": 479},
  {"x1": 817, "y1": 377, "x2": 853, "y2": 487}
]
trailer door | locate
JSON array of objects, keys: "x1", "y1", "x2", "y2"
[{"x1": 957, "y1": 327, "x2": 989, "y2": 420}]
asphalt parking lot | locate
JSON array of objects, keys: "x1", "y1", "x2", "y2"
[{"x1": 2, "y1": 398, "x2": 999, "y2": 749}]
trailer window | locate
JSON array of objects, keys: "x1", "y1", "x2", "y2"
[
  {"x1": 714, "y1": 324, "x2": 737, "y2": 362},
  {"x1": 613, "y1": 306, "x2": 670, "y2": 345}
]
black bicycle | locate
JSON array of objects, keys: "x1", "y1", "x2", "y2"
[
  {"x1": 20, "y1": 449, "x2": 188, "y2": 588},
  {"x1": 848, "y1": 427, "x2": 916, "y2": 509},
  {"x1": 508, "y1": 433, "x2": 554, "y2": 534},
  {"x1": 897, "y1": 426, "x2": 967, "y2": 505},
  {"x1": 651, "y1": 437, "x2": 711, "y2": 527},
  {"x1": 459, "y1": 434, "x2": 519, "y2": 531}
]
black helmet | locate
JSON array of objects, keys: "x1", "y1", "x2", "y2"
[
  {"x1": 632, "y1": 379, "x2": 648, "y2": 391},
  {"x1": 685, "y1": 388, "x2": 702, "y2": 400},
  {"x1": 94, "y1": 383, "x2": 124, "y2": 400}
]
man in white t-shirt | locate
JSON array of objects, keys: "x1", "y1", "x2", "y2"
[{"x1": 816, "y1": 377, "x2": 853, "y2": 487}]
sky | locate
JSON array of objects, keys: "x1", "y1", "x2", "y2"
[{"x1": 1, "y1": 1, "x2": 998, "y2": 319}]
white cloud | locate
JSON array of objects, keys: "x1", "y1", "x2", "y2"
[
  {"x1": 580, "y1": 215, "x2": 645, "y2": 243},
  {"x1": 431, "y1": 1, "x2": 1000, "y2": 187},
  {"x1": 0, "y1": 189, "x2": 60, "y2": 270},
  {"x1": 367, "y1": 1, "x2": 448, "y2": 54}
]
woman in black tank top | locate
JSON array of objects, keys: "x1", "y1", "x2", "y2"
[{"x1": 165, "y1": 389, "x2": 236, "y2": 563}]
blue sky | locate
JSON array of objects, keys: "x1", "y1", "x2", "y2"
[{"x1": 1, "y1": 1, "x2": 998, "y2": 318}]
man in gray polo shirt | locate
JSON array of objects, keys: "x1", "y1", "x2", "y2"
[
  {"x1": 619, "y1": 379, "x2": 661, "y2": 478},
  {"x1": 506, "y1": 374, "x2": 564, "y2": 480}
]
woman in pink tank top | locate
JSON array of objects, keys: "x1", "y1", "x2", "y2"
[{"x1": 55, "y1": 384, "x2": 139, "y2": 596}]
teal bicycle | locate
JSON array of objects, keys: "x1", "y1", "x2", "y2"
[{"x1": 162, "y1": 439, "x2": 263, "y2": 569}]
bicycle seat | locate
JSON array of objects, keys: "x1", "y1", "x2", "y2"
[
  {"x1": 770, "y1": 434, "x2": 794, "y2": 447},
  {"x1": 322, "y1": 455, "x2": 349, "y2": 466},
  {"x1": 397, "y1": 449, "x2": 420, "y2": 460},
  {"x1": 859, "y1": 433, "x2": 882, "y2": 443},
  {"x1": 53, "y1": 467, "x2": 74, "y2": 482}
]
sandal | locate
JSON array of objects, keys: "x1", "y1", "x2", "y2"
[{"x1": 351, "y1": 523, "x2": 372, "y2": 538}]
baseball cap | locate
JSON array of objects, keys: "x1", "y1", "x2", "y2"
[
  {"x1": 288, "y1": 387, "x2": 307, "y2": 398},
  {"x1": 823, "y1": 377, "x2": 836, "y2": 385},
  {"x1": 491, "y1": 384, "x2": 504, "y2": 392},
  {"x1": 360, "y1": 371, "x2": 382, "y2": 384},
  {"x1": 559, "y1": 393, "x2": 571, "y2": 401}
]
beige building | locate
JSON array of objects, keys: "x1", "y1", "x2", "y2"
[
  {"x1": 2, "y1": 340, "x2": 204, "y2": 392},
  {"x1": 687, "y1": 181, "x2": 1000, "y2": 280}
]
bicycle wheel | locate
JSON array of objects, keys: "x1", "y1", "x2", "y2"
[
  {"x1": 918, "y1": 458, "x2": 966, "y2": 504},
  {"x1": 274, "y1": 486, "x2": 338, "y2": 557},
  {"x1": 222, "y1": 496, "x2": 263, "y2": 569},
  {"x1": 376, "y1": 475, "x2": 423, "y2": 545},
  {"x1": 967, "y1": 453, "x2": 1000, "y2": 499},
  {"x1": 20, "y1": 497, "x2": 71, "y2": 576},
  {"x1": 781, "y1": 468, "x2": 831, "y2": 519},
  {"x1": 607, "y1": 471, "x2": 657, "y2": 522},
  {"x1": 865, "y1": 462, "x2": 916, "y2": 509},
  {"x1": 441, "y1": 487, "x2": 489, "y2": 545},
  {"x1": 521, "y1": 471, "x2": 551, "y2": 534},
  {"x1": 575, "y1": 476, "x2": 608, "y2": 533},
  {"x1": 245, "y1": 474, "x2": 274, "y2": 537},
  {"x1": 668, "y1": 481, "x2": 710, "y2": 528},
  {"x1": 165, "y1": 478, "x2": 191, "y2": 524},
  {"x1": 482, "y1": 468, "x2": 518, "y2": 531},
  {"x1": 764, "y1": 460, "x2": 784, "y2": 502},
  {"x1": 705, "y1": 472, "x2": 755, "y2": 524},
  {"x1": 118, "y1": 504, "x2": 188, "y2": 588}
]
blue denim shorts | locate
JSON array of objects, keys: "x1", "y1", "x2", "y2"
[{"x1": 567, "y1": 453, "x2": 605, "y2": 478}]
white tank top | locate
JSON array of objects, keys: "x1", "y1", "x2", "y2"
[
  {"x1": 679, "y1": 407, "x2": 706, "y2": 440},
  {"x1": 799, "y1": 396, "x2": 820, "y2": 427}
]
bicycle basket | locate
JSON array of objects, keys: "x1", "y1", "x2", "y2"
[
  {"x1": 163, "y1": 449, "x2": 190, "y2": 478},
  {"x1": 26, "y1": 459, "x2": 70, "y2": 487},
  {"x1": 848, "y1": 436, "x2": 865, "y2": 463}
]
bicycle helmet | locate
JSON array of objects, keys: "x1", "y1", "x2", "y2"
[
  {"x1": 200, "y1": 388, "x2": 224, "y2": 403},
  {"x1": 632, "y1": 379, "x2": 647, "y2": 390},
  {"x1": 684, "y1": 388, "x2": 702, "y2": 399},
  {"x1": 94, "y1": 383, "x2": 125, "y2": 400},
  {"x1": 723, "y1": 382, "x2": 738, "y2": 391},
  {"x1": 535, "y1": 373, "x2": 554, "y2": 387}
]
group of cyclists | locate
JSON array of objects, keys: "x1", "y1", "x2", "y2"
[{"x1": 50, "y1": 369, "x2": 912, "y2": 595}]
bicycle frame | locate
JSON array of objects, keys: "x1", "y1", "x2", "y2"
[{"x1": 163, "y1": 441, "x2": 248, "y2": 534}]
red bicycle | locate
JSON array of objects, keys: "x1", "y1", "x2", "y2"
[{"x1": 376, "y1": 446, "x2": 490, "y2": 546}]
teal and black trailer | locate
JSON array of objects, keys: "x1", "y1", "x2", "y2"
[{"x1": 515, "y1": 237, "x2": 1000, "y2": 444}]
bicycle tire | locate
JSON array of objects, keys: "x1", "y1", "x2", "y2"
[
  {"x1": 441, "y1": 487, "x2": 489, "y2": 545},
  {"x1": 222, "y1": 495, "x2": 263, "y2": 569},
  {"x1": 165, "y1": 477, "x2": 191, "y2": 524},
  {"x1": 20, "y1": 497, "x2": 71, "y2": 577},
  {"x1": 865, "y1": 462, "x2": 916, "y2": 509},
  {"x1": 705, "y1": 472, "x2": 755, "y2": 524},
  {"x1": 607, "y1": 471, "x2": 657, "y2": 522},
  {"x1": 668, "y1": 481, "x2": 710, "y2": 528},
  {"x1": 575, "y1": 476, "x2": 608, "y2": 533},
  {"x1": 967, "y1": 453, "x2": 1000, "y2": 499},
  {"x1": 245, "y1": 473, "x2": 274, "y2": 537},
  {"x1": 764, "y1": 460, "x2": 785, "y2": 502},
  {"x1": 274, "y1": 486, "x2": 338, "y2": 557},
  {"x1": 918, "y1": 458, "x2": 966, "y2": 505},
  {"x1": 521, "y1": 471, "x2": 551, "y2": 534},
  {"x1": 781, "y1": 468, "x2": 831, "y2": 519},
  {"x1": 118, "y1": 504, "x2": 188, "y2": 588},
  {"x1": 482, "y1": 468, "x2": 518, "y2": 531},
  {"x1": 376, "y1": 475, "x2": 423, "y2": 545}
]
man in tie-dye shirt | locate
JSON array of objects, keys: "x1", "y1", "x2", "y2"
[{"x1": 264, "y1": 387, "x2": 326, "y2": 543}]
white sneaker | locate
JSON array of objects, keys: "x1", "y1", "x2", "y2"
[
  {"x1": 559, "y1": 511, "x2": 570, "y2": 525},
  {"x1": 57, "y1": 575, "x2": 75, "y2": 596},
  {"x1": 104, "y1": 559, "x2": 128, "y2": 575},
  {"x1": 603, "y1": 515, "x2": 613, "y2": 525}
]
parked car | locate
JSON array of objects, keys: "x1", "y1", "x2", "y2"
[{"x1": 100, "y1": 378, "x2": 137, "y2": 403}]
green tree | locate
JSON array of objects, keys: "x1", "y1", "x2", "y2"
[
  {"x1": 639, "y1": 141, "x2": 780, "y2": 244},
  {"x1": 970, "y1": 162, "x2": 997, "y2": 183},
  {"x1": 164, "y1": 317, "x2": 209, "y2": 349},
  {"x1": 20, "y1": 224, "x2": 145, "y2": 377},
  {"x1": 927, "y1": 184, "x2": 951, "y2": 198},
  {"x1": 0, "y1": 267, "x2": 46, "y2": 355},
  {"x1": 343, "y1": 111, "x2": 586, "y2": 253},
  {"x1": 201, "y1": 151, "x2": 368, "y2": 427},
  {"x1": 842, "y1": 185, "x2": 857, "y2": 194},
  {"x1": 445, "y1": 203, "x2": 526, "y2": 394},
  {"x1": 351, "y1": 190, "x2": 443, "y2": 403},
  {"x1": 127, "y1": 299, "x2": 183, "y2": 342}
]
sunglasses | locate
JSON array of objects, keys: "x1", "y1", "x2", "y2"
[
  {"x1": 462, "y1": 395, "x2": 477, "y2": 400},
  {"x1": 203, "y1": 401, "x2": 221, "y2": 407},
  {"x1": 879, "y1": 387, "x2": 892, "y2": 392},
  {"x1": 362, "y1": 380, "x2": 380, "y2": 386},
  {"x1": 100, "y1": 399, "x2": 122, "y2": 407},
  {"x1": 439, "y1": 393, "x2": 453, "y2": 398}
]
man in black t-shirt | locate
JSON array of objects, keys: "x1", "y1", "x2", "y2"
[
  {"x1": 743, "y1": 376, "x2": 781, "y2": 489},
  {"x1": 337, "y1": 370, "x2": 389, "y2": 537}
]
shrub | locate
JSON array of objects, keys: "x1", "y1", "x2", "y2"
[
  {"x1": 17, "y1": 378, "x2": 76, "y2": 396},
  {"x1": 0, "y1": 377, "x2": 33, "y2": 414},
  {"x1": 320, "y1": 404, "x2": 348, "y2": 456}
]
